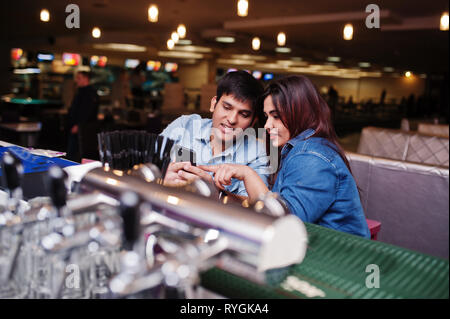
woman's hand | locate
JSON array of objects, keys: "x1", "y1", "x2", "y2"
[
  {"x1": 199, "y1": 164, "x2": 249, "y2": 190},
  {"x1": 201, "y1": 164, "x2": 270, "y2": 203}
]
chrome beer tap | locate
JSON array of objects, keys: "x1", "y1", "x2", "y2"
[
  {"x1": 0, "y1": 152, "x2": 26, "y2": 298},
  {"x1": 35, "y1": 166, "x2": 121, "y2": 298}
]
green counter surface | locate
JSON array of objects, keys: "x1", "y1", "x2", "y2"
[{"x1": 201, "y1": 223, "x2": 449, "y2": 299}]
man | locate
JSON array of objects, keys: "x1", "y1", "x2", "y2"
[
  {"x1": 160, "y1": 71, "x2": 269, "y2": 197},
  {"x1": 66, "y1": 71, "x2": 99, "y2": 162}
]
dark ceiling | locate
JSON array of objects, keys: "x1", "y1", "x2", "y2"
[{"x1": 1, "y1": 0, "x2": 448, "y2": 74}]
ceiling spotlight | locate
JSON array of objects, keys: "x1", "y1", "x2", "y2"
[
  {"x1": 277, "y1": 32, "x2": 286, "y2": 46},
  {"x1": 177, "y1": 39, "x2": 192, "y2": 45},
  {"x1": 237, "y1": 0, "x2": 249, "y2": 17},
  {"x1": 405, "y1": 71, "x2": 412, "y2": 78},
  {"x1": 275, "y1": 47, "x2": 291, "y2": 53},
  {"x1": 177, "y1": 24, "x2": 187, "y2": 38},
  {"x1": 173, "y1": 45, "x2": 212, "y2": 53},
  {"x1": 158, "y1": 51, "x2": 203, "y2": 59},
  {"x1": 327, "y1": 56, "x2": 341, "y2": 62},
  {"x1": 92, "y1": 27, "x2": 101, "y2": 38},
  {"x1": 231, "y1": 54, "x2": 266, "y2": 61},
  {"x1": 343, "y1": 23, "x2": 353, "y2": 40},
  {"x1": 167, "y1": 39, "x2": 175, "y2": 50},
  {"x1": 148, "y1": 4, "x2": 158, "y2": 22},
  {"x1": 92, "y1": 43, "x2": 147, "y2": 52},
  {"x1": 40, "y1": 9, "x2": 50, "y2": 22},
  {"x1": 252, "y1": 37, "x2": 260, "y2": 51},
  {"x1": 171, "y1": 31, "x2": 180, "y2": 43},
  {"x1": 358, "y1": 62, "x2": 371, "y2": 68},
  {"x1": 440, "y1": 12, "x2": 449, "y2": 31},
  {"x1": 216, "y1": 36, "x2": 235, "y2": 43}
]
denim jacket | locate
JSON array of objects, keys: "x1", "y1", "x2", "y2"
[{"x1": 272, "y1": 129, "x2": 370, "y2": 238}]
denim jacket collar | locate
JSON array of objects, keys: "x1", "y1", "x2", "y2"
[{"x1": 281, "y1": 128, "x2": 316, "y2": 158}]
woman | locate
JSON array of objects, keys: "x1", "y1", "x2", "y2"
[{"x1": 200, "y1": 75, "x2": 370, "y2": 238}]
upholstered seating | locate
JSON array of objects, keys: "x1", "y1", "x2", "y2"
[
  {"x1": 406, "y1": 134, "x2": 449, "y2": 167},
  {"x1": 357, "y1": 126, "x2": 449, "y2": 167},
  {"x1": 417, "y1": 123, "x2": 449, "y2": 138},
  {"x1": 347, "y1": 151, "x2": 449, "y2": 259}
]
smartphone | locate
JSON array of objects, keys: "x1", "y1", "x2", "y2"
[{"x1": 173, "y1": 145, "x2": 197, "y2": 166}]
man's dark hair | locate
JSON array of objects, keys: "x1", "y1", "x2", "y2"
[{"x1": 216, "y1": 70, "x2": 264, "y2": 113}]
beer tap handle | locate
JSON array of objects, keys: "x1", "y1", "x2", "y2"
[
  {"x1": 120, "y1": 191, "x2": 141, "y2": 251},
  {"x1": 46, "y1": 165, "x2": 68, "y2": 213},
  {"x1": 1, "y1": 151, "x2": 24, "y2": 197}
]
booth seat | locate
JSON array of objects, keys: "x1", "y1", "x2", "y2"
[
  {"x1": 347, "y1": 151, "x2": 449, "y2": 259},
  {"x1": 417, "y1": 123, "x2": 449, "y2": 138},
  {"x1": 357, "y1": 126, "x2": 449, "y2": 168}
]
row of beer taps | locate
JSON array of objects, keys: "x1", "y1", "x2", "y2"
[{"x1": 0, "y1": 151, "x2": 308, "y2": 299}]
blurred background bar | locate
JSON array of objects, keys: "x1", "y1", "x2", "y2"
[{"x1": 0, "y1": 0, "x2": 447, "y2": 152}]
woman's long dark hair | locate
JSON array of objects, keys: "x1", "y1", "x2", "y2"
[{"x1": 260, "y1": 75, "x2": 352, "y2": 173}]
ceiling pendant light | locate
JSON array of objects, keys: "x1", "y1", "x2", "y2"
[
  {"x1": 40, "y1": 9, "x2": 50, "y2": 22},
  {"x1": 343, "y1": 23, "x2": 353, "y2": 40},
  {"x1": 167, "y1": 39, "x2": 175, "y2": 50},
  {"x1": 177, "y1": 24, "x2": 187, "y2": 38},
  {"x1": 237, "y1": 0, "x2": 248, "y2": 17},
  {"x1": 171, "y1": 31, "x2": 179, "y2": 43},
  {"x1": 92, "y1": 27, "x2": 101, "y2": 38},
  {"x1": 440, "y1": 12, "x2": 449, "y2": 31},
  {"x1": 252, "y1": 37, "x2": 260, "y2": 51},
  {"x1": 277, "y1": 32, "x2": 286, "y2": 46},
  {"x1": 148, "y1": 4, "x2": 158, "y2": 22}
]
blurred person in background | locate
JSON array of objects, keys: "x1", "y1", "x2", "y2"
[
  {"x1": 379, "y1": 89, "x2": 387, "y2": 107},
  {"x1": 130, "y1": 67, "x2": 145, "y2": 108},
  {"x1": 66, "y1": 71, "x2": 99, "y2": 162},
  {"x1": 328, "y1": 85, "x2": 338, "y2": 123}
]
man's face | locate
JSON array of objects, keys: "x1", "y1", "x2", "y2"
[
  {"x1": 209, "y1": 94, "x2": 254, "y2": 143},
  {"x1": 75, "y1": 73, "x2": 89, "y2": 87}
]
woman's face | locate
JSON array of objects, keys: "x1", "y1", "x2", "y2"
[{"x1": 263, "y1": 95, "x2": 291, "y2": 147}]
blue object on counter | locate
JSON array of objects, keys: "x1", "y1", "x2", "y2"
[
  {"x1": 0, "y1": 146, "x2": 77, "y2": 176},
  {"x1": 0, "y1": 146, "x2": 78, "y2": 199}
]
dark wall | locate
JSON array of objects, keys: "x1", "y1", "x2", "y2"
[{"x1": 0, "y1": 2, "x2": 11, "y2": 95}]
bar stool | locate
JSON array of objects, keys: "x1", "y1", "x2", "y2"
[{"x1": 366, "y1": 219, "x2": 382, "y2": 240}]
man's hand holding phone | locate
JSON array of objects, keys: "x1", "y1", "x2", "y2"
[
  {"x1": 163, "y1": 145, "x2": 213, "y2": 187},
  {"x1": 163, "y1": 161, "x2": 214, "y2": 187},
  {"x1": 163, "y1": 161, "x2": 191, "y2": 187}
]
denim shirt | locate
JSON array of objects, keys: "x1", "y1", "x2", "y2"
[
  {"x1": 161, "y1": 114, "x2": 270, "y2": 196},
  {"x1": 272, "y1": 128, "x2": 370, "y2": 238}
]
